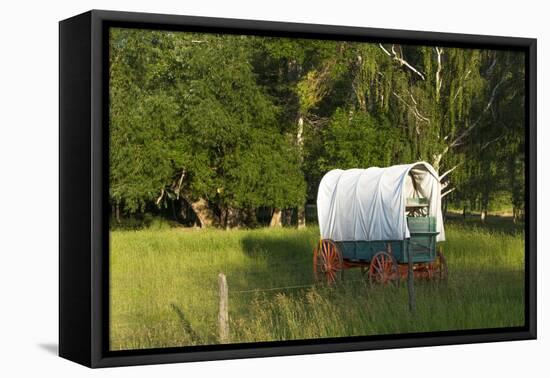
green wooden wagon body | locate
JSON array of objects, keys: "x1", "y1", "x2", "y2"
[{"x1": 335, "y1": 216, "x2": 438, "y2": 264}]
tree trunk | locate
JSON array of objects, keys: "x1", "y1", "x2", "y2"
[
  {"x1": 225, "y1": 207, "x2": 241, "y2": 230},
  {"x1": 480, "y1": 209, "x2": 487, "y2": 223},
  {"x1": 282, "y1": 209, "x2": 292, "y2": 226},
  {"x1": 171, "y1": 200, "x2": 179, "y2": 222},
  {"x1": 512, "y1": 207, "x2": 519, "y2": 224},
  {"x1": 181, "y1": 202, "x2": 186, "y2": 220},
  {"x1": 184, "y1": 197, "x2": 217, "y2": 228},
  {"x1": 296, "y1": 116, "x2": 307, "y2": 229},
  {"x1": 480, "y1": 193, "x2": 489, "y2": 223},
  {"x1": 244, "y1": 208, "x2": 258, "y2": 228},
  {"x1": 115, "y1": 204, "x2": 121, "y2": 223},
  {"x1": 270, "y1": 208, "x2": 282, "y2": 227},
  {"x1": 297, "y1": 205, "x2": 306, "y2": 229}
]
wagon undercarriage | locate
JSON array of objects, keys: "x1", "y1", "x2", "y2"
[{"x1": 313, "y1": 239, "x2": 448, "y2": 285}]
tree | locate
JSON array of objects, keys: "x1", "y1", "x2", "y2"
[
  {"x1": 110, "y1": 29, "x2": 187, "y2": 214},
  {"x1": 109, "y1": 29, "x2": 526, "y2": 228},
  {"x1": 110, "y1": 29, "x2": 305, "y2": 227}
]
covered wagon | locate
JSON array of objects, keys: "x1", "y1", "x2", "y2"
[{"x1": 314, "y1": 162, "x2": 448, "y2": 284}]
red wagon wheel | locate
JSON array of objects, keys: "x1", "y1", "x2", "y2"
[
  {"x1": 369, "y1": 251, "x2": 399, "y2": 285},
  {"x1": 313, "y1": 239, "x2": 343, "y2": 284}
]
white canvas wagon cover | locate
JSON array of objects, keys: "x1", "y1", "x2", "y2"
[{"x1": 317, "y1": 162, "x2": 445, "y2": 242}]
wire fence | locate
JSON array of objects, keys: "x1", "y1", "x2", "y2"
[
  {"x1": 111, "y1": 267, "x2": 523, "y2": 297},
  {"x1": 111, "y1": 274, "x2": 382, "y2": 297}
]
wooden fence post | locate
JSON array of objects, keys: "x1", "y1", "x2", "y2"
[
  {"x1": 407, "y1": 248, "x2": 416, "y2": 314},
  {"x1": 218, "y1": 273, "x2": 229, "y2": 343}
]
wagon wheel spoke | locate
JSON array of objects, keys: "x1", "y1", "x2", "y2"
[
  {"x1": 313, "y1": 240, "x2": 343, "y2": 285},
  {"x1": 369, "y1": 251, "x2": 398, "y2": 286}
]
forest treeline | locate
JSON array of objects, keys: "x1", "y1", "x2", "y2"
[{"x1": 109, "y1": 28, "x2": 525, "y2": 228}]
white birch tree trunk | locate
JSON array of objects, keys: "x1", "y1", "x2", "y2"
[
  {"x1": 270, "y1": 208, "x2": 282, "y2": 227},
  {"x1": 296, "y1": 116, "x2": 306, "y2": 229}
]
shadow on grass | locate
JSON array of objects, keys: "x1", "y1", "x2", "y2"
[
  {"x1": 241, "y1": 233, "x2": 313, "y2": 259},
  {"x1": 228, "y1": 230, "x2": 318, "y2": 294}
]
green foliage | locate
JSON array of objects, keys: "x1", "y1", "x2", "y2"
[
  {"x1": 109, "y1": 27, "x2": 526, "y2": 223},
  {"x1": 316, "y1": 109, "x2": 404, "y2": 171},
  {"x1": 110, "y1": 29, "x2": 305, "y2": 218}
]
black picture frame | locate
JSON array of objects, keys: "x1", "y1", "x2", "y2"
[{"x1": 59, "y1": 9, "x2": 537, "y2": 368}]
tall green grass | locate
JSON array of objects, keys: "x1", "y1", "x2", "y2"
[{"x1": 110, "y1": 222, "x2": 524, "y2": 350}]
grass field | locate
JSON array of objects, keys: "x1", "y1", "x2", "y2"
[{"x1": 109, "y1": 217, "x2": 525, "y2": 350}]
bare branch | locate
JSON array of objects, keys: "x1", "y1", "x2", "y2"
[
  {"x1": 451, "y1": 69, "x2": 472, "y2": 104},
  {"x1": 486, "y1": 56, "x2": 497, "y2": 75},
  {"x1": 375, "y1": 72, "x2": 429, "y2": 128},
  {"x1": 441, "y1": 188, "x2": 456, "y2": 198},
  {"x1": 379, "y1": 43, "x2": 426, "y2": 80},
  {"x1": 449, "y1": 76, "x2": 507, "y2": 148},
  {"x1": 409, "y1": 93, "x2": 417, "y2": 105},
  {"x1": 391, "y1": 91, "x2": 430, "y2": 128},
  {"x1": 432, "y1": 145, "x2": 449, "y2": 170},
  {"x1": 379, "y1": 43, "x2": 391, "y2": 56},
  {"x1": 436, "y1": 62, "x2": 506, "y2": 171},
  {"x1": 175, "y1": 170, "x2": 186, "y2": 199},
  {"x1": 435, "y1": 47, "x2": 443, "y2": 101},
  {"x1": 439, "y1": 164, "x2": 461, "y2": 181},
  {"x1": 155, "y1": 188, "x2": 165, "y2": 206},
  {"x1": 480, "y1": 134, "x2": 504, "y2": 151}
]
